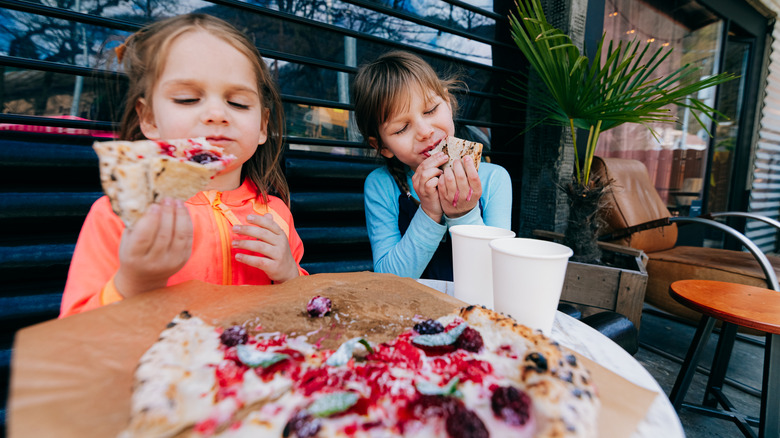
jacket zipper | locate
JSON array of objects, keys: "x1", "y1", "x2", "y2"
[{"x1": 207, "y1": 192, "x2": 242, "y2": 285}]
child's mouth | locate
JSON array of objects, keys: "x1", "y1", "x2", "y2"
[{"x1": 421, "y1": 139, "x2": 443, "y2": 157}]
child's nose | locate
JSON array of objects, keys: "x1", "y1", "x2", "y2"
[
  {"x1": 202, "y1": 101, "x2": 228, "y2": 124},
  {"x1": 416, "y1": 122, "x2": 434, "y2": 140}
]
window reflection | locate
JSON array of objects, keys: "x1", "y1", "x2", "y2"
[{"x1": 597, "y1": 0, "x2": 723, "y2": 217}]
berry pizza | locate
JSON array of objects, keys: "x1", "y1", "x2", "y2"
[
  {"x1": 93, "y1": 137, "x2": 235, "y2": 226},
  {"x1": 118, "y1": 302, "x2": 599, "y2": 438}
]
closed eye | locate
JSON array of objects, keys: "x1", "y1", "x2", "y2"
[
  {"x1": 393, "y1": 124, "x2": 408, "y2": 135},
  {"x1": 173, "y1": 98, "x2": 199, "y2": 105},
  {"x1": 229, "y1": 101, "x2": 250, "y2": 110},
  {"x1": 424, "y1": 104, "x2": 439, "y2": 115}
]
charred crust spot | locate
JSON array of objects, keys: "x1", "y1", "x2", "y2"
[
  {"x1": 566, "y1": 354, "x2": 577, "y2": 367},
  {"x1": 165, "y1": 321, "x2": 177, "y2": 329},
  {"x1": 179, "y1": 310, "x2": 192, "y2": 319}
]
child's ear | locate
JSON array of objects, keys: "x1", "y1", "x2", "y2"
[
  {"x1": 136, "y1": 98, "x2": 160, "y2": 139},
  {"x1": 369, "y1": 137, "x2": 394, "y2": 159},
  {"x1": 258, "y1": 108, "x2": 269, "y2": 145}
]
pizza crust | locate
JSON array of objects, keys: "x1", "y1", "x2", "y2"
[{"x1": 93, "y1": 138, "x2": 235, "y2": 226}]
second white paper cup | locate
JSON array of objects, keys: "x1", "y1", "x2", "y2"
[
  {"x1": 489, "y1": 238, "x2": 573, "y2": 335},
  {"x1": 449, "y1": 225, "x2": 516, "y2": 309}
]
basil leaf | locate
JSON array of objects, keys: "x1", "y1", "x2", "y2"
[
  {"x1": 412, "y1": 322, "x2": 467, "y2": 347},
  {"x1": 325, "y1": 337, "x2": 373, "y2": 366},
  {"x1": 236, "y1": 344, "x2": 289, "y2": 368},
  {"x1": 415, "y1": 377, "x2": 461, "y2": 396},
  {"x1": 308, "y1": 391, "x2": 360, "y2": 417}
]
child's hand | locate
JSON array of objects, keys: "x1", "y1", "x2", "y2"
[
  {"x1": 438, "y1": 155, "x2": 482, "y2": 218},
  {"x1": 115, "y1": 198, "x2": 193, "y2": 298},
  {"x1": 232, "y1": 214, "x2": 300, "y2": 283},
  {"x1": 412, "y1": 152, "x2": 448, "y2": 223}
]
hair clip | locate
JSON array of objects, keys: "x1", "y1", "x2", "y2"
[
  {"x1": 406, "y1": 192, "x2": 412, "y2": 199},
  {"x1": 115, "y1": 42, "x2": 127, "y2": 63}
]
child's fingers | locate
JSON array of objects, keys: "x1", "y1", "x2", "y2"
[
  {"x1": 170, "y1": 200, "x2": 193, "y2": 255},
  {"x1": 125, "y1": 202, "x2": 162, "y2": 254},
  {"x1": 152, "y1": 198, "x2": 176, "y2": 252}
]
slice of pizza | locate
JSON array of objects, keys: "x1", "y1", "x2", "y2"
[
  {"x1": 93, "y1": 137, "x2": 236, "y2": 226},
  {"x1": 432, "y1": 136, "x2": 483, "y2": 171}
]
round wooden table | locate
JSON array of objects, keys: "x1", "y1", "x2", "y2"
[{"x1": 669, "y1": 279, "x2": 780, "y2": 438}]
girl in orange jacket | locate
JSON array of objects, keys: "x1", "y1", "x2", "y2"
[{"x1": 60, "y1": 14, "x2": 307, "y2": 317}]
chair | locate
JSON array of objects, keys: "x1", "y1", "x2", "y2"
[{"x1": 590, "y1": 156, "x2": 780, "y2": 324}]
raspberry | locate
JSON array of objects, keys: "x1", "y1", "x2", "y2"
[
  {"x1": 306, "y1": 295, "x2": 332, "y2": 317},
  {"x1": 491, "y1": 386, "x2": 532, "y2": 426},
  {"x1": 445, "y1": 403, "x2": 488, "y2": 438},
  {"x1": 455, "y1": 327, "x2": 484, "y2": 352},
  {"x1": 413, "y1": 319, "x2": 444, "y2": 335},
  {"x1": 220, "y1": 325, "x2": 248, "y2": 347},
  {"x1": 282, "y1": 410, "x2": 321, "y2": 438}
]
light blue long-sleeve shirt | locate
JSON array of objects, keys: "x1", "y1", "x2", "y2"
[{"x1": 364, "y1": 162, "x2": 512, "y2": 278}]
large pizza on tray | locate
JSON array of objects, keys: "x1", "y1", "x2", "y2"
[{"x1": 117, "y1": 291, "x2": 600, "y2": 438}]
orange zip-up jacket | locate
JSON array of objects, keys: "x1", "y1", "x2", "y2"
[{"x1": 60, "y1": 179, "x2": 307, "y2": 318}]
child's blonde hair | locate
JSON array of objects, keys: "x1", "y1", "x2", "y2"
[
  {"x1": 352, "y1": 51, "x2": 460, "y2": 196},
  {"x1": 117, "y1": 13, "x2": 289, "y2": 204}
]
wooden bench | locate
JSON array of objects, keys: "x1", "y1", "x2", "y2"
[{"x1": 0, "y1": 131, "x2": 380, "y2": 432}]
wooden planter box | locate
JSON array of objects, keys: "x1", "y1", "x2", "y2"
[{"x1": 534, "y1": 230, "x2": 649, "y2": 331}]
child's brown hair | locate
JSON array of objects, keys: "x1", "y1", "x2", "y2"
[
  {"x1": 117, "y1": 13, "x2": 289, "y2": 204},
  {"x1": 352, "y1": 51, "x2": 461, "y2": 197}
]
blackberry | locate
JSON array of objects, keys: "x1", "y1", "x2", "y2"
[
  {"x1": 306, "y1": 295, "x2": 332, "y2": 317},
  {"x1": 455, "y1": 327, "x2": 484, "y2": 352},
  {"x1": 491, "y1": 386, "x2": 532, "y2": 426},
  {"x1": 413, "y1": 319, "x2": 444, "y2": 335},
  {"x1": 190, "y1": 152, "x2": 219, "y2": 164},
  {"x1": 525, "y1": 352, "x2": 548, "y2": 371},
  {"x1": 445, "y1": 403, "x2": 489, "y2": 438},
  {"x1": 219, "y1": 325, "x2": 248, "y2": 347},
  {"x1": 282, "y1": 411, "x2": 321, "y2": 438}
]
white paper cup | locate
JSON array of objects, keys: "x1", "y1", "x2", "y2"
[
  {"x1": 489, "y1": 238, "x2": 573, "y2": 335},
  {"x1": 449, "y1": 225, "x2": 516, "y2": 308}
]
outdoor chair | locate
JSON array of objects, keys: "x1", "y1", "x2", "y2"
[{"x1": 591, "y1": 156, "x2": 780, "y2": 323}]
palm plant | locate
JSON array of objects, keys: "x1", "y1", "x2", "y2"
[{"x1": 506, "y1": 0, "x2": 736, "y2": 262}]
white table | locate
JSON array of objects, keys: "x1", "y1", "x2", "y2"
[{"x1": 417, "y1": 279, "x2": 685, "y2": 438}]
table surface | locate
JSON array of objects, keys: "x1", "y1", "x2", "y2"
[
  {"x1": 9, "y1": 274, "x2": 684, "y2": 438},
  {"x1": 670, "y1": 279, "x2": 780, "y2": 334},
  {"x1": 418, "y1": 279, "x2": 685, "y2": 438}
]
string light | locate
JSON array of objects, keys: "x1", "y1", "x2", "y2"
[{"x1": 606, "y1": 0, "x2": 683, "y2": 48}]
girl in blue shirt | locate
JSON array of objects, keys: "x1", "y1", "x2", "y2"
[{"x1": 352, "y1": 51, "x2": 512, "y2": 280}]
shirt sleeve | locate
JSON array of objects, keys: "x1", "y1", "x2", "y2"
[
  {"x1": 364, "y1": 168, "x2": 446, "y2": 279},
  {"x1": 275, "y1": 198, "x2": 308, "y2": 277},
  {"x1": 479, "y1": 163, "x2": 513, "y2": 229},
  {"x1": 60, "y1": 196, "x2": 125, "y2": 318}
]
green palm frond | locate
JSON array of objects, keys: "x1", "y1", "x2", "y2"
[{"x1": 507, "y1": 0, "x2": 737, "y2": 187}]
